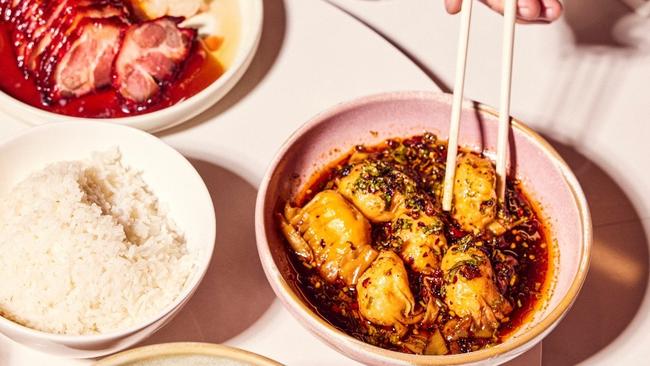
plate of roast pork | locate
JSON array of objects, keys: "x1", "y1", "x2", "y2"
[{"x1": 0, "y1": 0, "x2": 263, "y2": 132}]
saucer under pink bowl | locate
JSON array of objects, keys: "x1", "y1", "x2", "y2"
[{"x1": 255, "y1": 91, "x2": 592, "y2": 366}]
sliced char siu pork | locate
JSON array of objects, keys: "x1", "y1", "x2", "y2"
[
  {"x1": 6, "y1": 0, "x2": 42, "y2": 65},
  {"x1": 22, "y1": 1, "x2": 124, "y2": 71},
  {"x1": 12, "y1": 0, "x2": 129, "y2": 72},
  {"x1": 0, "y1": 0, "x2": 197, "y2": 106},
  {"x1": 115, "y1": 17, "x2": 196, "y2": 103}
]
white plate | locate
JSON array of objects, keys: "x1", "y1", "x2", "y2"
[{"x1": 0, "y1": 0, "x2": 263, "y2": 133}]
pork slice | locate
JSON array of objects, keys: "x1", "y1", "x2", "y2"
[
  {"x1": 28, "y1": 1, "x2": 128, "y2": 74},
  {"x1": 24, "y1": 0, "x2": 75, "y2": 72},
  {"x1": 12, "y1": 0, "x2": 46, "y2": 67},
  {"x1": 33, "y1": 2, "x2": 129, "y2": 99},
  {"x1": 0, "y1": 0, "x2": 26, "y2": 20},
  {"x1": 7, "y1": 0, "x2": 31, "y2": 23},
  {"x1": 51, "y1": 18, "x2": 124, "y2": 100},
  {"x1": 19, "y1": 1, "x2": 45, "y2": 33},
  {"x1": 0, "y1": 0, "x2": 21, "y2": 16},
  {"x1": 115, "y1": 17, "x2": 196, "y2": 103}
]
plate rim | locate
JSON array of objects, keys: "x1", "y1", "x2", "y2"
[{"x1": 94, "y1": 342, "x2": 284, "y2": 366}]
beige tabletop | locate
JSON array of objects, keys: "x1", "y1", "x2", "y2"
[{"x1": 0, "y1": 0, "x2": 647, "y2": 365}]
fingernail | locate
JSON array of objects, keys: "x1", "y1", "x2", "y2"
[
  {"x1": 542, "y1": 6, "x2": 556, "y2": 20},
  {"x1": 518, "y1": 6, "x2": 535, "y2": 19}
]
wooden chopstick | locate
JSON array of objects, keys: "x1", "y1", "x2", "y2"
[
  {"x1": 442, "y1": 0, "x2": 473, "y2": 212},
  {"x1": 443, "y1": 0, "x2": 518, "y2": 211},
  {"x1": 496, "y1": 0, "x2": 517, "y2": 204}
]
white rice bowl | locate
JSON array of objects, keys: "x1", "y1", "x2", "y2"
[{"x1": 0, "y1": 148, "x2": 196, "y2": 335}]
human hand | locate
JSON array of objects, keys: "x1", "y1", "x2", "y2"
[{"x1": 444, "y1": 0, "x2": 563, "y2": 23}]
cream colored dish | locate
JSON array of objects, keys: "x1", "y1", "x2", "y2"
[{"x1": 96, "y1": 342, "x2": 283, "y2": 366}]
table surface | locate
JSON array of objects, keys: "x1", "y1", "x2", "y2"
[{"x1": 1, "y1": 0, "x2": 649, "y2": 365}]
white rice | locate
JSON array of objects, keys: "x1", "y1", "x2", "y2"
[{"x1": 0, "y1": 149, "x2": 196, "y2": 335}]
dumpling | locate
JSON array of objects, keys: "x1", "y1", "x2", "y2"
[
  {"x1": 392, "y1": 212, "x2": 447, "y2": 275},
  {"x1": 441, "y1": 245, "x2": 512, "y2": 333},
  {"x1": 356, "y1": 251, "x2": 421, "y2": 332},
  {"x1": 337, "y1": 160, "x2": 415, "y2": 223},
  {"x1": 452, "y1": 153, "x2": 497, "y2": 233},
  {"x1": 280, "y1": 190, "x2": 378, "y2": 286}
]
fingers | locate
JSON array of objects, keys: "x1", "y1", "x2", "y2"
[
  {"x1": 445, "y1": 0, "x2": 462, "y2": 14},
  {"x1": 516, "y1": 0, "x2": 542, "y2": 21},
  {"x1": 445, "y1": 0, "x2": 564, "y2": 22},
  {"x1": 483, "y1": 0, "x2": 541, "y2": 20},
  {"x1": 539, "y1": 0, "x2": 563, "y2": 21}
]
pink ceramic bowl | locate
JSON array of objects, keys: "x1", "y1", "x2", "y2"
[{"x1": 255, "y1": 92, "x2": 592, "y2": 365}]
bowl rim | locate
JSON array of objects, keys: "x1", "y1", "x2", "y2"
[
  {"x1": 0, "y1": 0, "x2": 264, "y2": 133},
  {"x1": 0, "y1": 121, "x2": 217, "y2": 343},
  {"x1": 95, "y1": 342, "x2": 283, "y2": 366},
  {"x1": 255, "y1": 91, "x2": 593, "y2": 365}
]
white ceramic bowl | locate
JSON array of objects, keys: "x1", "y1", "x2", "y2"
[
  {"x1": 256, "y1": 92, "x2": 592, "y2": 366},
  {"x1": 0, "y1": 122, "x2": 216, "y2": 358},
  {"x1": 0, "y1": 1, "x2": 263, "y2": 133},
  {"x1": 96, "y1": 342, "x2": 283, "y2": 366}
]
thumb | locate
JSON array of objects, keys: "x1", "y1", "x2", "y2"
[{"x1": 445, "y1": 0, "x2": 463, "y2": 14}]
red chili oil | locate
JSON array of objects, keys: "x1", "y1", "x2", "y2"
[
  {"x1": 0, "y1": 22, "x2": 223, "y2": 118},
  {"x1": 283, "y1": 133, "x2": 552, "y2": 354}
]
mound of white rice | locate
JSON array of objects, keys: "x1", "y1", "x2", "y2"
[{"x1": 0, "y1": 149, "x2": 196, "y2": 335}]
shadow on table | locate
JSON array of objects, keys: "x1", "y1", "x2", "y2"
[
  {"x1": 564, "y1": 0, "x2": 633, "y2": 48},
  {"x1": 563, "y1": 0, "x2": 650, "y2": 51},
  {"x1": 540, "y1": 136, "x2": 650, "y2": 366},
  {"x1": 160, "y1": 0, "x2": 288, "y2": 136},
  {"x1": 140, "y1": 158, "x2": 275, "y2": 345}
]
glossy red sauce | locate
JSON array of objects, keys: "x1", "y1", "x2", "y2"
[
  {"x1": 0, "y1": 22, "x2": 224, "y2": 118},
  {"x1": 283, "y1": 134, "x2": 552, "y2": 354}
]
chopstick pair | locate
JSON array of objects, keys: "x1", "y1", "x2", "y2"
[{"x1": 442, "y1": 0, "x2": 518, "y2": 212}]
